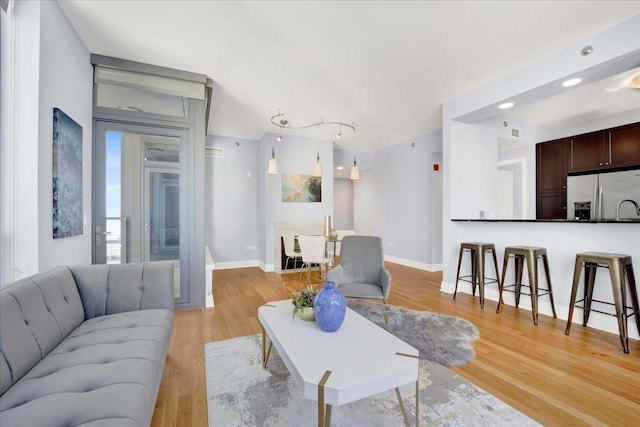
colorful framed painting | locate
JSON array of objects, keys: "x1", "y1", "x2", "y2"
[
  {"x1": 52, "y1": 108, "x2": 83, "y2": 238},
  {"x1": 282, "y1": 173, "x2": 322, "y2": 202}
]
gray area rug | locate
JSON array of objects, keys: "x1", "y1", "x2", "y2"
[
  {"x1": 206, "y1": 335, "x2": 541, "y2": 426},
  {"x1": 347, "y1": 300, "x2": 480, "y2": 366}
]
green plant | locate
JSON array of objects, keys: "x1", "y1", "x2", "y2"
[{"x1": 291, "y1": 285, "x2": 318, "y2": 316}]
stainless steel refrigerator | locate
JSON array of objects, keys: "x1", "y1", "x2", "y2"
[{"x1": 567, "y1": 169, "x2": 640, "y2": 220}]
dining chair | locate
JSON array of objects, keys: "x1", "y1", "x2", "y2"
[
  {"x1": 282, "y1": 230, "x2": 301, "y2": 282},
  {"x1": 297, "y1": 235, "x2": 333, "y2": 284}
]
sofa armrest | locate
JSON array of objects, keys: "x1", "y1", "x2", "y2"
[{"x1": 70, "y1": 261, "x2": 175, "y2": 319}]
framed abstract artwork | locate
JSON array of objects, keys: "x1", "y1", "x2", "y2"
[
  {"x1": 52, "y1": 108, "x2": 83, "y2": 238},
  {"x1": 282, "y1": 173, "x2": 322, "y2": 202}
]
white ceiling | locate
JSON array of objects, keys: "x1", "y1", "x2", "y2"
[{"x1": 58, "y1": 1, "x2": 640, "y2": 151}]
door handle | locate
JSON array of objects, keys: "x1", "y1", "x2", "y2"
[{"x1": 95, "y1": 225, "x2": 110, "y2": 247}]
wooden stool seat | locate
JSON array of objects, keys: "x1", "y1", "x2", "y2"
[
  {"x1": 496, "y1": 245, "x2": 557, "y2": 325},
  {"x1": 453, "y1": 242, "x2": 499, "y2": 308},
  {"x1": 565, "y1": 252, "x2": 640, "y2": 353}
]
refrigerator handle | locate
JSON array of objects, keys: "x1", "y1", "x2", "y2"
[
  {"x1": 598, "y1": 185, "x2": 603, "y2": 221},
  {"x1": 592, "y1": 184, "x2": 598, "y2": 220}
]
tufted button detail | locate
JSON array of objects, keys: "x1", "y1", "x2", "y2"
[{"x1": 24, "y1": 319, "x2": 29, "y2": 326}]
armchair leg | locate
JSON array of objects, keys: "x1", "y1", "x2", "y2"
[{"x1": 381, "y1": 300, "x2": 389, "y2": 325}]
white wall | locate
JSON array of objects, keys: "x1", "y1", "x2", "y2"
[
  {"x1": 1, "y1": 0, "x2": 41, "y2": 283},
  {"x1": 449, "y1": 121, "x2": 497, "y2": 219},
  {"x1": 205, "y1": 135, "x2": 259, "y2": 265},
  {"x1": 0, "y1": 0, "x2": 92, "y2": 285},
  {"x1": 37, "y1": 0, "x2": 93, "y2": 273},
  {"x1": 353, "y1": 130, "x2": 443, "y2": 269},
  {"x1": 431, "y1": 152, "x2": 443, "y2": 265},
  {"x1": 333, "y1": 179, "x2": 353, "y2": 229},
  {"x1": 1, "y1": 2, "x2": 19, "y2": 285},
  {"x1": 442, "y1": 14, "x2": 640, "y2": 338}
]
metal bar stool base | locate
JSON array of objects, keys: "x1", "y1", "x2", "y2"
[
  {"x1": 496, "y1": 246, "x2": 557, "y2": 325},
  {"x1": 453, "y1": 242, "x2": 500, "y2": 309},
  {"x1": 565, "y1": 252, "x2": 640, "y2": 354}
]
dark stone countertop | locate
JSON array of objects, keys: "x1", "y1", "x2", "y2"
[{"x1": 451, "y1": 218, "x2": 640, "y2": 223}]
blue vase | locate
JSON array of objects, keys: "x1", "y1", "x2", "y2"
[{"x1": 313, "y1": 281, "x2": 346, "y2": 332}]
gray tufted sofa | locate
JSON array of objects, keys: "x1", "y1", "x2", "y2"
[{"x1": 0, "y1": 261, "x2": 174, "y2": 427}]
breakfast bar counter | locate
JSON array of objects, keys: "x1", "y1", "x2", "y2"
[{"x1": 443, "y1": 219, "x2": 640, "y2": 341}]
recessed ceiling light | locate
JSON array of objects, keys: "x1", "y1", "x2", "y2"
[
  {"x1": 499, "y1": 102, "x2": 514, "y2": 110},
  {"x1": 337, "y1": 166, "x2": 344, "y2": 170},
  {"x1": 629, "y1": 74, "x2": 640, "y2": 89},
  {"x1": 580, "y1": 45, "x2": 593, "y2": 56},
  {"x1": 562, "y1": 78, "x2": 582, "y2": 87}
]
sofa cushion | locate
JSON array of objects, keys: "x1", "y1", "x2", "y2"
[
  {"x1": 0, "y1": 267, "x2": 84, "y2": 396},
  {"x1": 69, "y1": 262, "x2": 175, "y2": 319},
  {"x1": 0, "y1": 309, "x2": 173, "y2": 427}
]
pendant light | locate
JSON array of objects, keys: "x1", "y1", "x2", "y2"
[
  {"x1": 350, "y1": 123, "x2": 360, "y2": 180},
  {"x1": 350, "y1": 156, "x2": 360, "y2": 180},
  {"x1": 313, "y1": 123, "x2": 323, "y2": 177},
  {"x1": 267, "y1": 146, "x2": 279, "y2": 175}
]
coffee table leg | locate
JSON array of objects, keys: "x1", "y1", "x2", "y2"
[
  {"x1": 318, "y1": 370, "x2": 332, "y2": 427},
  {"x1": 395, "y1": 387, "x2": 410, "y2": 427},
  {"x1": 262, "y1": 328, "x2": 272, "y2": 369},
  {"x1": 415, "y1": 380, "x2": 419, "y2": 427}
]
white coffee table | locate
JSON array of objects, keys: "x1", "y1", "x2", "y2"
[{"x1": 258, "y1": 300, "x2": 419, "y2": 427}]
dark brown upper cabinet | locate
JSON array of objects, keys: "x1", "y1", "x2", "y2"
[
  {"x1": 536, "y1": 138, "x2": 568, "y2": 219},
  {"x1": 569, "y1": 123, "x2": 640, "y2": 173},
  {"x1": 609, "y1": 122, "x2": 640, "y2": 169},
  {"x1": 537, "y1": 138, "x2": 568, "y2": 192},
  {"x1": 569, "y1": 131, "x2": 605, "y2": 172}
]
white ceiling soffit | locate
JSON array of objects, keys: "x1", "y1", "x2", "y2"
[
  {"x1": 57, "y1": 1, "x2": 640, "y2": 152},
  {"x1": 507, "y1": 65, "x2": 640, "y2": 128}
]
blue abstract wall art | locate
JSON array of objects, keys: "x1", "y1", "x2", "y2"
[
  {"x1": 52, "y1": 108, "x2": 83, "y2": 238},
  {"x1": 282, "y1": 173, "x2": 322, "y2": 202}
]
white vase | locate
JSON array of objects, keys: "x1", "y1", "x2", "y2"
[{"x1": 295, "y1": 306, "x2": 316, "y2": 321}]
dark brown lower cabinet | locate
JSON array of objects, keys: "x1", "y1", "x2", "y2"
[{"x1": 537, "y1": 192, "x2": 566, "y2": 220}]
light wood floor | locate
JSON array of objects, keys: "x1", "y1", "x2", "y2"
[{"x1": 151, "y1": 263, "x2": 640, "y2": 426}]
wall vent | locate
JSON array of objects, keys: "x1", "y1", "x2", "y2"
[
  {"x1": 205, "y1": 147, "x2": 224, "y2": 158},
  {"x1": 510, "y1": 127, "x2": 520, "y2": 138}
]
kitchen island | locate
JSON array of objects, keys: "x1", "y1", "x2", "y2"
[{"x1": 443, "y1": 219, "x2": 640, "y2": 341}]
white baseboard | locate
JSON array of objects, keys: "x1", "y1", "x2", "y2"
[
  {"x1": 206, "y1": 294, "x2": 215, "y2": 308},
  {"x1": 384, "y1": 255, "x2": 442, "y2": 272},
  {"x1": 214, "y1": 260, "x2": 260, "y2": 270},
  {"x1": 259, "y1": 261, "x2": 274, "y2": 272},
  {"x1": 440, "y1": 280, "x2": 640, "y2": 341}
]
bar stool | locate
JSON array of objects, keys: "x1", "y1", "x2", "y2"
[
  {"x1": 453, "y1": 242, "x2": 499, "y2": 308},
  {"x1": 496, "y1": 246, "x2": 557, "y2": 325},
  {"x1": 565, "y1": 252, "x2": 640, "y2": 353}
]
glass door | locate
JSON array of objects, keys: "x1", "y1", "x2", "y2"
[{"x1": 94, "y1": 121, "x2": 188, "y2": 303}]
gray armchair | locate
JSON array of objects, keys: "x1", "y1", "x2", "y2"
[{"x1": 326, "y1": 235, "x2": 391, "y2": 323}]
